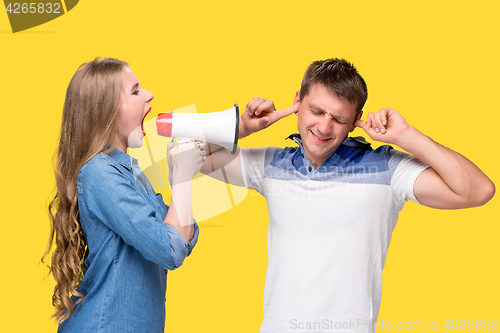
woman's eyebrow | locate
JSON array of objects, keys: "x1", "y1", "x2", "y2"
[{"x1": 130, "y1": 82, "x2": 139, "y2": 92}]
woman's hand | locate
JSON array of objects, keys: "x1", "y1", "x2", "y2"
[
  {"x1": 165, "y1": 139, "x2": 207, "y2": 234},
  {"x1": 167, "y1": 139, "x2": 207, "y2": 186}
]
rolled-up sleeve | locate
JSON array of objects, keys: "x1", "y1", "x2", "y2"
[
  {"x1": 78, "y1": 155, "x2": 196, "y2": 270},
  {"x1": 165, "y1": 223, "x2": 199, "y2": 268}
]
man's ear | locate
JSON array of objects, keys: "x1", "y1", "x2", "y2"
[
  {"x1": 350, "y1": 111, "x2": 363, "y2": 132},
  {"x1": 293, "y1": 90, "x2": 300, "y2": 114}
]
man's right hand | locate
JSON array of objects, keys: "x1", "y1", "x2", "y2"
[{"x1": 239, "y1": 97, "x2": 298, "y2": 138}]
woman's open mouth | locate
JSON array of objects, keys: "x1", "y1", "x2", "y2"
[{"x1": 141, "y1": 107, "x2": 152, "y2": 136}]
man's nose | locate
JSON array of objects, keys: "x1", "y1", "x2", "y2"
[{"x1": 316, "y1": 115, "x2": 332, "y2": 134}]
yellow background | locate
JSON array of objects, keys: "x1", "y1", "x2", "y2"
[{"x1": 1, "y1": 0, "x2": 499, "y2": 332}]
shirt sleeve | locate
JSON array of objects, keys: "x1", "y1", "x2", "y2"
[
  {"x1": 78, "y1": 155, "x2": 193, "y2": 270},
  {"x1": 165, "y1": 223, "x2": 199, "y2": 267},
  {"x1": 240, "y1": 147, "x2": 269, "y2": 193},
  {"x1": 154, "y1": 191, "x2": 199, "y2": 260},
  {"x1": 389, "y1": 149, "x2": 430, "y2": 207}
]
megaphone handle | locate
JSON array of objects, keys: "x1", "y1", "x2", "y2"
[{"x1": 177, "y1": 137, "x2": 192, "y2": 148}]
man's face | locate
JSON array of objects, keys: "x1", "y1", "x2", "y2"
[{"x1": 294, "y1": 84, "x2": 361, "y2": 168}]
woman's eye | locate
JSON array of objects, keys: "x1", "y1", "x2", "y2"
[{"x1": 132, "y1": 90, "x2": 140, "y2": 95}]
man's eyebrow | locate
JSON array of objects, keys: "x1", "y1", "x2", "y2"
[
  {"x1": 308, "y1": 102, "x2": 325, "y2": 113},
  {"x1": 308, "y1": 102, "x2": 349, "y2": 122}
]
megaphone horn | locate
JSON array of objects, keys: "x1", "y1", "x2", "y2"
[{"x1": 157, "y1": 104, "x2": 240, "y2": 154}]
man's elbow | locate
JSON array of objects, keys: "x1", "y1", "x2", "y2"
[
  {"x1": 471, "y1": 179, "x2": 495, "y2": 207},
  {"x1": 480, "y1": 180, "x2": 495, "y2": 205}
]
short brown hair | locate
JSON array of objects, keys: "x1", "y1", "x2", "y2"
[{"x1": 300, "y1": 58, "x2": 368, "y2": 115}]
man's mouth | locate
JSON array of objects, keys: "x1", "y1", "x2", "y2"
[
  {"x1": 309, "y1": 129, "x2": 331, "y2": 143},
  {"x1": 142, "y1": 107, "x2": 151, "y2": 136}
]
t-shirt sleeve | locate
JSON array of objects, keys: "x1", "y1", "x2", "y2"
[
  {"x1": 389, "y1": 149, "x2": 430, "y2": 207},
  {"x1": 240, "y1": 147, "x2": 269, "y2": 193}
]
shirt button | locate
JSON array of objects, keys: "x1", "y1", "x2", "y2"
[
  {"x1": 164, "y1": 269, "x2": 167, "y2": 274},
  {"x1": 308, "y1": 167, "x2": 312, "y2": 172}
]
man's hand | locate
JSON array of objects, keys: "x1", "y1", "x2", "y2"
[
  {"x1": 354, "y1": 108, "x2": 412, "y2": 146},
  {"x1": 239, "y1": 97, "x2": 298, "y2": 138},
  {"x1": 356, "y1": 108, "x2": 494, "y2": 209}
]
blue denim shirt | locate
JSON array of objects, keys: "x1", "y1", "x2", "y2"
[{"x1": 58, "y1": 149, "x2": 199, "y2": 333}]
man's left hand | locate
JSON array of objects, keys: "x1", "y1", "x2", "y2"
[{"x1": 354, "y1": 108, "x2": 412, "y2": 146}]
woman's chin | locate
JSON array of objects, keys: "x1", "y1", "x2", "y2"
[
  {"x1": 129, "y1": 141, "x2": 144, "y2": 149},
  {"x1": 127, "y1": 131, "x2": 145, "y2": 149}
]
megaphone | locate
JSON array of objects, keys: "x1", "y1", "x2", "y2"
[{"x1": 156, "y1": 104, "x2": 239, "y2": 154}]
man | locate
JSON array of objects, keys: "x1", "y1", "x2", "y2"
[{"x1": 202, "y1": 58, "x2": 495, "y2": 332}]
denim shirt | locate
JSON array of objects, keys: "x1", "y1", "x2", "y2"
[{"x1": 58, "y1": 149, "x2": 199, "y2": 333}]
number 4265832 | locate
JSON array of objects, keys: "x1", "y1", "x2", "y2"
[{"x1": 5, "y1": 3, "x2": 61, "y2": 14}]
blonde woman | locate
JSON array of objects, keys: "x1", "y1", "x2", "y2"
[{"x1": 44, "y1": 58, "x2": 203, "y2": 332}]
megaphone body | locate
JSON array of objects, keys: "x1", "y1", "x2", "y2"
[{"x1": 156, "y1": 104, "x2": 239, "y2": 154}]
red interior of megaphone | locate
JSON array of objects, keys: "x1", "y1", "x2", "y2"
[{"x1": 156, "y1": 112, "x2": 173, "y2": 137}]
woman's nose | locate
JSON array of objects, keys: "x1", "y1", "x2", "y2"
[{"x1": 144, "y1": 89, "x2": 154, "y2": 103}]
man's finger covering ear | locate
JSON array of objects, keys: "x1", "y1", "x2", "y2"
[
  {"x1": 255, "y1": 99, "x2": 276, "y2": 116},
  {"x1": 246, "y1": 97, "x2": 267, "y2": 115}
]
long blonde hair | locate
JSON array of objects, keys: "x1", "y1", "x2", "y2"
[{"x1": 43, "y1": 57, "x2": 128, "y2": 323}]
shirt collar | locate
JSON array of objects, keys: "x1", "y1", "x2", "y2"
[
  {"x1": 286, "y1": 133, "x2": 371, "y2": 150},
  {"x1": 285, "y1": 133, "x2": 372, "y2": 168},
  {"x1": 108, "y1": 149, "x2": 135, "y2": 171}
]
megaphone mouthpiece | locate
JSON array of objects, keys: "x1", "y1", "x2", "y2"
[{"x1": 156, "y1": 112, "x2": 173, "y2": 137}]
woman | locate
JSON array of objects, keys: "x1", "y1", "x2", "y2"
[{"x1": 43, "y1": 57, "x2": 204, "y2": 332}]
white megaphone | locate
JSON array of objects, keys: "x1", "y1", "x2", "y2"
[{"x1": 156, "y1": 104, "x2": 239, "y2": 154}]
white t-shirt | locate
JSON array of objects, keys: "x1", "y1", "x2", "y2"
[{"x1": 240, "y1": 136, "x2": 429, "y2": 333}]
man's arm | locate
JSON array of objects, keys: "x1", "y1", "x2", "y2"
[
  {"x1": 355, "y1": 108, "x2": 495, "y2": 209},
  {"x1": 199, "y1": 98, "x2": 298, "y2": 185}
]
